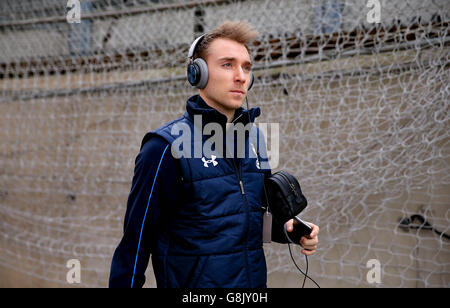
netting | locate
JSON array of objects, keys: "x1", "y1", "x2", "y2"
[{"x1": 0, "y1": 0, "x2": 449, "y2": 288}]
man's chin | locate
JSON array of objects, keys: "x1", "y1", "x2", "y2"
[
  {"x1": 203, "y1": 93, "x2": 245, "y2": 114},
  {"x1": 228, "y1": 96, "x2": 245, "y2": 109},
  {"x1": 216, "y1": 99, "x2": 243, "y2": 111}
]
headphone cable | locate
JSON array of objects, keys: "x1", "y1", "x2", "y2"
[
  {"x1": 288, "y1": 243, "x2": 320, "y2": 288},
  {"x1": 245, "y1": 96, "x2": 320, "y2": 288}
]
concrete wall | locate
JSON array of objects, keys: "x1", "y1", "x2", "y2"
[{"x1": 1, "y1": 0, "x2": 447, "y2": 62}]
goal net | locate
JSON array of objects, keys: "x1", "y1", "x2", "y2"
[{"x1": 0, "y1": 0, "x2": 449, "y2": 287}]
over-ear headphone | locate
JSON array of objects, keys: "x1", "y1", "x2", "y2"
[{"x1": 187, "y1": 34, "x2": 254, "y2": 91}]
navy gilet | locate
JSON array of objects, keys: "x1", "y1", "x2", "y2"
[{"x1": 141, "y1": 95, "x2": 269, "y2": 287}]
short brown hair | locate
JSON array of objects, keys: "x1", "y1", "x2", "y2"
[{"x1": 194, "y1": 21, "x2": 259, "y2": 60}]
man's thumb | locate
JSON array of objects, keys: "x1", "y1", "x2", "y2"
[{"x1": 285, "y1": 220, "x2": 294, "y2": 232}]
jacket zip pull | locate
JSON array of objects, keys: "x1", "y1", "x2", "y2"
[{"x1": 239, "y1": 180, "x2": 245, "y2": 195}]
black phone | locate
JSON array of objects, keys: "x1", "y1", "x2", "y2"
[{"x1": 285, "y1": 216, "x2": 313, "y2": 244}]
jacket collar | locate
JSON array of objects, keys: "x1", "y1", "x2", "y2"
[{"x1": 184, "y1": 95, "x2": 261, "y2": 130}]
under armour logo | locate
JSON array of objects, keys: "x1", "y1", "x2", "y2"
[{"x1": 202, "y1": 155, "x2": 218, "y2": 167}]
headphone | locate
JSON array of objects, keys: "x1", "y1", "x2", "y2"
[{"x1": 187, "y1": 34, "x2": 254, "y2": 91}]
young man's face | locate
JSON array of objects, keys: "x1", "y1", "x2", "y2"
[{"x1": 199, "y1": 38, "x2": 252, "y2": 119}]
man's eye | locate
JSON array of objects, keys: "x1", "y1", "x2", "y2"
[{"x1": 223, "y1": 63, "x2": 231, "y2": 67}]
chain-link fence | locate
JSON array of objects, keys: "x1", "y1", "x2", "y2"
[{"x1": 0, "y1": 0, "x2": 449, "y2": 287}]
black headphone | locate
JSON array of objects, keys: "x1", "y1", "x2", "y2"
[{"x1": 187, "y1": 34, "x2": 254, "y2": 91}]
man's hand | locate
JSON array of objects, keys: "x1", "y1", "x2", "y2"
[{"x1": 285, "y1": 220, "x2": 319, "y2": 256}]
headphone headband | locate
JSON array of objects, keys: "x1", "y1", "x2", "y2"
[{"x1": 187, "y1": 34, "x2": 206, "y2": 60}]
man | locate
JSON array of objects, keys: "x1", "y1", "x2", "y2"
[{"x1": 109, "y1": 21, "x2": 319, "y2": 288}]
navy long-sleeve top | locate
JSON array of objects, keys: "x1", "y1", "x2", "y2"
[{"x1": 109, "y1": 136, "x2": 178, "y2": 287}]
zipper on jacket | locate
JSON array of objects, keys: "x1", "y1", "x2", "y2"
[
  {"x1": 224, "y1": 135, "x2": 251, "y2": 286},
  {"x1": 239, "y1": 179, "x2": 245, "y2": 195},
  {"x1": 230, "y1": 157, "x2": 251, "y2": 287}
]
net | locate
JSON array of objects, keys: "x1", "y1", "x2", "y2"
[{"x1": 0, "y1": 0, "x2": 449, "y2": 287}]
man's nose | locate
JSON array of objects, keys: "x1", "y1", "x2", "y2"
[{"x1": 234, "y1": 67, "x2": 246, "y2": 84}]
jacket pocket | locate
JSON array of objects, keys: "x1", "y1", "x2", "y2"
[
  {"x1": 188, "y1": 255, "x2": 209, "y2": 288},
  {"x1": 165, "y1": 255, "x2": 210, "y2": 288}
]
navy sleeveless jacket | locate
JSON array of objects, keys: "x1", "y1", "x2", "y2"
[
  {"x1": 109, "y1": 95, "x2": 283, "y2": 288},
  {"x1": 148, "y1": 95, "x2": 269, "y2": 288}
]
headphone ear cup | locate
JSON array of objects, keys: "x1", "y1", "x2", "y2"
[
  {"x1": 187, "y1": 63, "x2": 200, "y2": 86},
  {"x1": 193, "y1": 58, "x2": 209, "y2": 89},
  {"x1": 248, "y1": 72, "x2": 254, "y2": 91}
]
